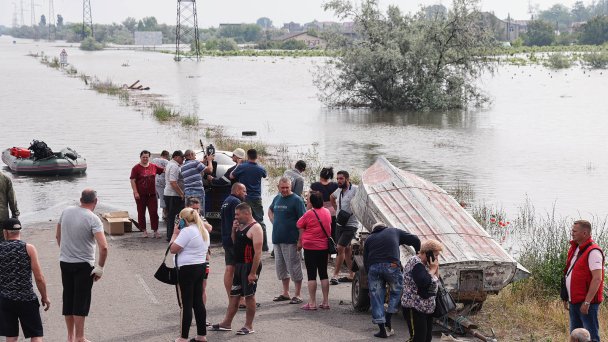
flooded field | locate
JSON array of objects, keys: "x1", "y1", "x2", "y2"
[{"x1": 1, "y1": 35, "x2": 608, "y2": 222}]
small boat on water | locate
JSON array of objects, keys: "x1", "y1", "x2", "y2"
[
  {"x1": 351, "y1": 157, "x2": 529, "y2": 306},
  {"x1": 2, "y1": 140, "x2": 87, "y2": 176}
]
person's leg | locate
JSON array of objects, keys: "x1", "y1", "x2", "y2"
[
  {"x1": 219, "y1": 264, "x2": 245, "y2": 328},
  {"x1": 569, "y1": 303, "x2": 584, "y2": 333},
  {"x1": 386, "y1": 265, "x2": 403, "y2": 332},
  {"x1": 368, "y1": 264, "x2": 387, "y2": 337},
  {"x1": 274, "y1": 244, "x2": 291, "y2": 297},
  {"x1": 344, "y1": 245, "x2": 354, "y2": 278},
  {"x1": 192, "y1": 265, "x2": 207, "y2": 339},
  {"x1": 178, "y1": 266, "x2": 196, "y2": 339},
  {"x1": 166, "y1": 196, "x2": 176, "y2": 241},
  {"x1": 147, "y1": 194, "x2": 159, "y2": 233},
  {"x1": 72, "y1": 263, "x2": 94, "y2": 342},
  {"x1": 424, "y1": 313, "x2": 434, "y2": 342},
  {"x1": 64, "y1": 316, "x2": 75, "y2": 342},
  {"x1": 219, "y1": 296, "x2": 240, "y2": 328},
  {"x1": 17, "y1": 299, "x2": 44, "y2": 342},
  {"x1": 135, "y1": 196, "x2": 147, "y2": 235},
  {"x1": 244, "y1": 295, "x2": 257, "y2": 331},
  {"x1": 286, "y1": 244, "x2": 303, "y2": 298},
  {"x1": 579, "y1": 303, "x2": 600, "y2": 342},
  {"x1": 1, "y1": 298, "x2": 20, "y2": 342},
  {"x1": 318, "y1": 250, "x2": 330, "y2": 306},
  {"x1": 303, "y1": 249, "x2": 318, "y2": 306},
  {"x1": 198, "y1": 192, "x2": 206, "y2": 217},
  {"x1": 73, "y1": 316, "x2": 87, "y2": 342},
  {"x1": 60, "y1": 262, "x2": 76, "y2": 341}
]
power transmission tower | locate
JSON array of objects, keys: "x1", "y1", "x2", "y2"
[
  {"x1": 175, "y1": 0, "x2": 200, "y2": 61},
  {"x1": 20, "y1": 0, "x2": 25, "y2": 26},
  {"x1": 82, "y1": 0, "x2": 93, "y2": 39},
  {"x1": 48, "y1": 0, "x2": 55, "y2": 40},
  {"x1": 30, "y1": 0, "x2": 36, "y2": 26},
  {"x1": 12, "y1": 2, "x2": 18, "y2": 27}
]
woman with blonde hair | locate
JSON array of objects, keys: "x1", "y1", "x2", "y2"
[
  {"x1": 170, "y1": 208, "x2": 209, "y2": 342},
  {"x1": 401, "y1": 239, "x2": 443, "y2": 342}
]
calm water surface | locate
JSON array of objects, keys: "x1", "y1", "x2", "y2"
[{"x1": 1, "y1": 36, "x2": 607, "y2": 224}]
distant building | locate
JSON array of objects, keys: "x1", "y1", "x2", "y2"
[
  {"x1": 570, "y1": 21, "x2": 587, "y2": 33},
  {"x1": 219, "y1": 23, "x2": 246, "y2": 30},
  {"x1": 282, "y1": 22, "x2": 303, "y2": 33},
  {"x1": 273, "y1": 31, "x2": 326, "y2": 49},
  {"x1": 481, "y1": 12, "x2": 529, "y2": 42}
]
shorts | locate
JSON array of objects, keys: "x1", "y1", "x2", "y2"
[
  {"x1": 0, "y1": 297, "x2": 44, "y2": 338},
  {"x1": 60, "y1": 261, "x2": 94, "y2": 316},
  {"x1": 336, "y1": 225, "x2": 357, "y2": 247},
  {"x1": 274, "y1": 243, "x2": 303, "y2": 282},
  {"x1": 224, "y1": 246, "x2": 236, "y2": 266},
  {"x1": 230, "y1": 263, "x2": 262, "y2": 297}
]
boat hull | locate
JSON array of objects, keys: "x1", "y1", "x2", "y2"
[
  {"x1": 2, "y1": 149, "x2": 87, "y2": 176},
  {"x1": 351, "y1": 157, "x2": 529, "y2": 301}
]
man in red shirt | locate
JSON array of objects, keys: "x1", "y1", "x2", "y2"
[
  {"x1": 130, "y1": 150, "x2": 164, "y2": 238},
  {"x1": 563, "y1": 220, "x2": 604, "y2": 342}
]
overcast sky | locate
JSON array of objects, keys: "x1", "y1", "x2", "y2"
[{"x1": 0, "y1": 0, "x2": 588, "y2": 28}]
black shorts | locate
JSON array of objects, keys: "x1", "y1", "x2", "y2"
[
  {"x1": 336, "y1": 225, "x2": 357, "y2": 247},
  {"x1": 60, "y1": 261, "x2": 94, "y2": 316},
  {"x1": 224, "y1": 246, "x2": 236, "y2": 266},
  {"x1": 230, "y1": 263, "x2": 262, "y2": 297},
  {"x1": 0, "y1": 297, "x2": 44, "y2": 338}
]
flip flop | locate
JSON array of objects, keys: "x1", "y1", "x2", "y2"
[
  {"x1": 273, "y1": 294, "x2": 290, "y2": 302},
  {"x1": 300, "y1": 303, "x2": 317, "y2": 310},
  {"x1": 210, "y1": 324, "x2": 231, "y2": 331},
  {"x1": 338, "y1": 276, "x2": 353, "y2": 283},
  {"x1": 235, "y1": 327, "x2": 255, "y2": 335},
  {"x1": 154, "y1": 232, "x2": 162, "y2": 239},
  {"x1": 239, "y1": 303, "x2": 261, "y2": 310},
  {"x1": 318, "y1": 304, "x2": 330, "y2": 310},
  {"x1": 289, "y1": 297, "x2": 303, "y2": 304}
]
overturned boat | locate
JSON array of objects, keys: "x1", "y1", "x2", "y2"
[
  {"x1": 350, "y1": 157, "x2": 529, "y2": 309},
  {"x1": 2, "y1": 141, "x2": 87, "y2": 176}
]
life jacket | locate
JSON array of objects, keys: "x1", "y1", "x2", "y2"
[{"x1": 564, "y1": 238, "x2": 604, "y2": 304}]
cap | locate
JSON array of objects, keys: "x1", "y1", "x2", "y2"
[
  {"x1": 372, "y1": 222, "x2": 386, "y2": 231},
  {"x1": 3, "y1": 218, "x2": 22, "y2": 230},
  {"x1": 232, "y1": 148, "x2": 246, "y2": 159}
]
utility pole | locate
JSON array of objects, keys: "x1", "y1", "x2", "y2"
[
  {"x1": 48, "y1": 0, "x2": 55, "y2": 40},
  {"x1": 82, "y1": 0, "x2": 93, "y2": 39},
  {"x1": 175, "y1": 0, "x2": 200, "y2": 61}
]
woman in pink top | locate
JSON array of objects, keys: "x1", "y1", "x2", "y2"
[{"x1": 297, "y1": 191, "x2": 332, "y2": 310}]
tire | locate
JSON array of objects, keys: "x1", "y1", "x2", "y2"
[{"x1": 352, "y1": 271, "x2": 370, "y2": 312}]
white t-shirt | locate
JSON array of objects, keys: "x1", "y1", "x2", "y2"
[
  {"x1": 164, "y1": 159, "x2": 183, "y2": 197},
  {"x1": 565, "y1": 247, "x2": 603, "y2": 302},
  {"x1": 59, "y1": 206, "x2": 104, "y2": 265},
  {"x1": 174, "y1": 224, "x2": 208, "y2": 266}
]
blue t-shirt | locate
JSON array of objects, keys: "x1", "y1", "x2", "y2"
[
  {"x1": 232, "y1": 161, "x2": 267, "y2": 200},
  {"x1": 181, "y1": 159, "x2": 205, "y2": 193},
  {"x1": 220, "y1": 194, "x2": 241, "y2": 248},
  {"x1": 269, "y1": 194, "x2": 306, "y2": 244}
]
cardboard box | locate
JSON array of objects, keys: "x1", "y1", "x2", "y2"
[{"x1": 100, "y1": 211, "x2": 133, "y2": 235}]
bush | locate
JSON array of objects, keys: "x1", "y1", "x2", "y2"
[
  {"x1": 151, "y1": 103, "x2": 177, "y2": 122},
  {"x1": 582, "y1": 51, "x2": 608, "y2": 68},
  {"x1": 217, "y1": 38, "x2": 238, "y2": 51},
  {"x1": 79, "y1": 37, "x2": 103, "y2": 51},
  {"x1": 280, "y1": 40, "x2": 309, "y2": 50},
  {"x1": 544, "y1": 52, "x2": 573, "y2": 69}
]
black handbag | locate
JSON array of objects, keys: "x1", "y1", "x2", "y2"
[
  {"x1": 154, "y1": 244, "x2": 179, "y2": 285},
  {"x1": 312, "y1": 209, "x2": 337, "y2": 254},
  {"x1": 560, "y1": 244, "x2": 591, "y2": 301},
  {"x1": 433, "y1": 277, "x2": 456, "y2": 318},
  {"x1": 336, "y1": 189, "x2": 352, "y2": 226}
]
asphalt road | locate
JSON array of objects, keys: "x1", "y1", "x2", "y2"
[{"x1": 14, "y1": 221, "x2": 464, "y2": 342}]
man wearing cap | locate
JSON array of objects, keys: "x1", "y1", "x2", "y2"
[
  {"x1": 0, "y1": 171, "x2": 20, "y2": 242},
  {"x1": 56, "y1": 189, "x2": 108, "y2": 342},
  {"x1": 363, "y1": 222, "x2": 420, "y2": 338},
  {"x1": 210, "y1": 148, "x2": 246, "y2": 187},
  {"x1": 0, "y1": 218, "x2": 50, "y2": 342}
]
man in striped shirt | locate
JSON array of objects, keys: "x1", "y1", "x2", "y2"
[{"x1": 180, "y1": 149, "x2": 214, "y2": 216}]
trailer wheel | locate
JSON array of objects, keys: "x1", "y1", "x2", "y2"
[{"x1": 352, "y1": 271, "x2": 370, "y2": 312}]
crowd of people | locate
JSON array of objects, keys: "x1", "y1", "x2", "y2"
[{"x1": 0, "y1": 147, "x2": 604, "y2": 341}]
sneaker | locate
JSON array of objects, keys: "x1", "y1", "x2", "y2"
[
  {"x1": 270, "y1": 250, "x2": 275, "y2": 258},
  {"x1": 330, "y1": 278, "x2": 339, "y2": 285},
  {"x1": 386, "y1": 328, "x2": 394, "y2": 337}
]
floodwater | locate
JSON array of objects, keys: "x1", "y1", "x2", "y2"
[{"x1": 1, "y1": 35, "x2": 608, "y2": 225}]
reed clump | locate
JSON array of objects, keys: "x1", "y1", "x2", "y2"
[
  {"x1": 180, "y1": 115, "x2": 199, "y2": 127},
  {"x1": 151, "y1": 103, "x2": 178, "y2": 122},
  {"x1": 205, "y1": 127, "x2": 268, "y2": 156}
]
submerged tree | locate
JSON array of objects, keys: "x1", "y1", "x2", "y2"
[{"x1": 314, "y1": 0, "x2": 497, "y2": 110}]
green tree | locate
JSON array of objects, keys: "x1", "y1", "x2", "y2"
[
  {"x1": 217, "y1": 38, "x2": 238, "y2": 51},
  {"x1": 538, "y1": 4, "x2": 572, "y2": 31},
  {"x1": 579, "y1": 15, "x2": 608, "y2": 45},
  {"x1": 57, "y1": 14, "x2": 63, "y2": 27},
  {"x1": 281, "y1": 40, "x2": 308, "y2": 50},
  {"x1": 314, "y1": 0, "x2": 496, "y2": 110},
  {"x1": 219, "y1": 24, "x2": 262, "y2": 42},
  {"x1": 571, "y1": 1, "x2": 590, "y2": 22},
  {"x1": 141, "y1": 16, "x2": 158, "y2": 31},
  {"x1": 39, "y1": 14, "x2": 46, "y2": 27},
  {"x1": 79, "y1": 36, "x2": 103, "y2": 50},
  {"x1": 523, "y1": 20, "x2": 556, "y2": 46},
  {"x1": 122, "y1": 17, "x2": 137, "y2": 32},
  {"x1": 256, "y1": 17, "x2": 273, "y2": 29}
]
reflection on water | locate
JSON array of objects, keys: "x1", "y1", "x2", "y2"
[{"x1": 2, "y1": 36, "x2": 608, "y2": 222}]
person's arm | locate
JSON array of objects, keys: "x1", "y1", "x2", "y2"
[
  {"x1": 296, "y1": 228, "x2": 303, "y2": 251},
  {"x1": 26, "y1": 244, "x2": 50, "y2": 311},
  {"x1": 581, "y1": 250, "x2": 604, "y2": 314},
  {"x1": 7, "y1": 179, "x2": 19, "y2": 217},
  {"x1": 92, "y1": 231, "x2": 108, "y2": 281},
  {"x1": 170, "y1": 227, "x2": 189, "y2": 253},
  {"x1": 231, "y1": 219, "x2": 239, "y2": 243},
  {"x1": 330, "y1": 193, "x2": 337, "y2": 211},
  {"x1": 229, "y1": 164, "x2": 241, "y2": 180},
  {"x1": 130, "y1": 179, "x2": 140, "y2": 200},
  {"x1": 203, "y1": 156, "x2": 214, "y2": 174},
  {"x1": 296, "y1": 211, "x2": 307, "y2": 230},
  {"x1": 55, "y1": 223, "x2": 61, "y2": 246},
  {"x1": 170, "y1": 242, "x2": 184, "y2": 254},
  {"x1": 268, "y1": 208, "x2": 274, "y2": 224},
  {"x1": 156, "y1": 166, "x2": 164, "y2": 175},
  {"x1": 170, "y1": 180, "x2": 184, "y2": 198},
  {"x1": 294, "y1": 178, "x2": 304, "y2": 197},
  {"x1": 398, "y1": 230, "x2": 421, "y2": 253},
  {"x1": 412, "y1": 263, "x2": 435, "y2": 299},
  {"x1": 247, "y1": 224, "x2": 264, "y2": 284}
]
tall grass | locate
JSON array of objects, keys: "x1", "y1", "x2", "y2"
[
  {"x1": 205, "y1": 126, "x2": 268, "y2": 156},
  {"x1": 180, "y1": 114, "x2": 199, "y2": 127},
  {"x1": 544, "y1": 53, "x2": 574, "y2": 69},
  {"x1": 151, "y1": 103, "x2": 177, "y2": 122},
  {"x1": 582, "y1": 51, "x2": 608, "y2": 69}
]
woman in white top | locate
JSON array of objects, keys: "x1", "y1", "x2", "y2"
[{"x1": 170, "y1": 208, "x2": 210, "y2": 342}]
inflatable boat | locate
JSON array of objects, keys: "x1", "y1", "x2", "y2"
[{"x1": 2, "y1": 142, "x2": 87, "y2": 176}]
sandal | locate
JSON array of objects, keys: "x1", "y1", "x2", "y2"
[
  {"x1": 142, "y1": 231, "x2": 149, "y2": 238},
  {"x1": 338, "y1": 276, "x2": 353, "y2": 283},
  {"x1": 330, "y1": 278, "x2": 339, "y2": 285},
  {"x1": 235, "y1": 327, "x2": 255, "y2": 335},
  {"x1": 154, "y1": 231, "x2": 161, "y2": 239},
  {"x1": 318, "y1": 303, "x2": 330, "y2": 310},
  {"x1": 210, "y1": 324, "x2": 231, "y2": 331},
  {"x1": 289, "y1": 297, "x2": 303, "y2": 304},
  {"x1": 273, "y1": 294, "x2": 290, "y2": 302},
  {"x1": 300, "y1": 303, "x2": 317, "y2": 310}
]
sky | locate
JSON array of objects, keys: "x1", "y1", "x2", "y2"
[{"x1": 0, "y1": 0, "x2": 589, "y2": 28}]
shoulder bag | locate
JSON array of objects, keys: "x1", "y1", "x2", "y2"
[
  {"x1": 336, "y1": 188, "x2": 352, "y2": 226},
  {"x1": 560, "y1": 244, "x2": 592, "y2": 301},
  {"x1": 154, "y1": 244, "x2": 179, "y2": 285},
  {"x1": 432, "y1": 276, "x2": 456, "y2": 318},
  {"x1": 312, "y1": 209, "x2": 337, "y2": 255}
]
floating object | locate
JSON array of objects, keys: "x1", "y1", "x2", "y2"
[
  {"x1": 350, "y1": 157, "x2": 529, "y2": 306},
  {"x1": 242, "y1": 131, "x2": 257, "y2": 136},
  {"x1": 2, "y1": 141, "x2": 87, "y2": 176}
]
